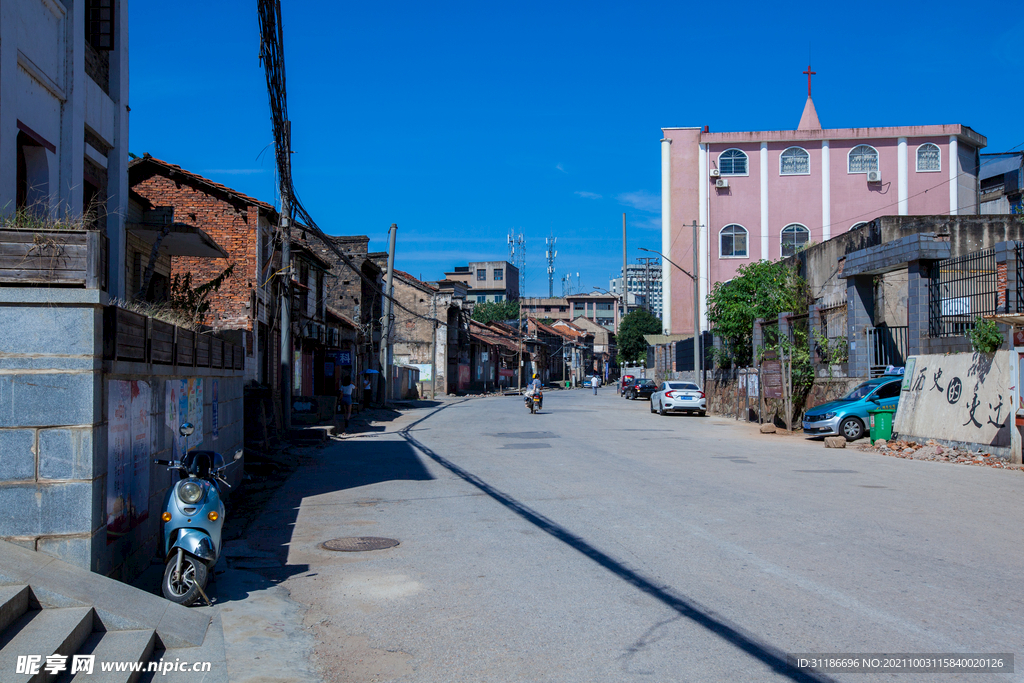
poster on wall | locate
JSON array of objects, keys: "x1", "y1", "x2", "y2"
[
  {"x1": 212, "y1": 380, "x2": 219, "y2": 440},
  {"x1": 411, "y1": 364, "x2": 432, "y2": 381},
  {"x1": 107, "y1": 380, "x2": 151, "y2": 544},
  {"x1": 165, "y1": 378, "x2": 204, "y2": 460}
]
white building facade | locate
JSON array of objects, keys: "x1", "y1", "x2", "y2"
[{"x1": 1, "y1": 0, "x2": 130, "y2": 297}]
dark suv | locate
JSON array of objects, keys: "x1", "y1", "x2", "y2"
[{"x1": 625, "y1": 378, "x2": 658, "y2": 400}]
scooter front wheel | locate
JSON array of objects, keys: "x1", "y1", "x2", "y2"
[{"x1": 162, "y1": 552, "x2": 208, "y2": 606}]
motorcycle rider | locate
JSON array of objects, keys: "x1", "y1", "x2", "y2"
[{"x1": 525, "y1": 373, "x2": 543, "y2": 409}]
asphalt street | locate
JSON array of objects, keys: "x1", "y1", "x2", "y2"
[{"x1": 226, "y1": 389, "x2": 1024, "y2": 682}]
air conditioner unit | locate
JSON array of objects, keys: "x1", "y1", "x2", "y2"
[
  {"x1": 867, "y1": 170, "x2": 882, "y2": 183},
  {"x1": 715, "y1": 178, "x2": 729, "y2": 189},
  {"x1": 710, "y1": 169, "x2": 721, "y2": 178}
]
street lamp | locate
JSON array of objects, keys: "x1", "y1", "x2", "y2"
[{"x1": 638, "y1": 244, "x2": 702, "y2": 388}]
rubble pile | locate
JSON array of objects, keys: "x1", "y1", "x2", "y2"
[{"x1": 860, "y1": 439, "x2": 1021, "y2": 470}]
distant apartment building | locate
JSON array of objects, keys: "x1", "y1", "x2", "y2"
[
  {"x1": 610, "y1": 261, "x2": 663, "y2": 319},
  {"x1": 567, "y1": 291, "x2": 619, "y2": 331},
  {"x1": 522, "y1": 297, "x2": 571, "y2": 321},
  {"x1": 444, "y1": 261, "x2": 519, "y2": 304}
]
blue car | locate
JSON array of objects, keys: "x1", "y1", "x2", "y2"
[{"x1": 802, "y1": 375, "x2": 902, "y2": 441}]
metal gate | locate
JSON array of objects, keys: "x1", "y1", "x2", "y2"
[{"x1": 867, "y1": 325, "x2": 908, "y2": 377}]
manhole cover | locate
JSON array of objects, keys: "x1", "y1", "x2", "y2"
[{"x1": 321, "y1": 537, "x2": 399, "y2": 552}]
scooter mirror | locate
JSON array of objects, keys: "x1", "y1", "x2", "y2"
[
  {"x1": 234, "y1": 452, "x2": 243, "y2": 461},
  {"x1": 179, "y1": 422, "x2": 195, "y2": 437}
]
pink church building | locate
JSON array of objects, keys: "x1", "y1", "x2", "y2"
[{"x1": 660, "y1": 95, "x2": 987, "y2": 335}]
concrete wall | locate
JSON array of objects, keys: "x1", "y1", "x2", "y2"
[
  {"x1": 789, "y1": 215, "x2": 1024, "y2": 300},
  {"x1": 894, "y1": 351, "x2": 1012, "y2": 458},
  {"x1": 0, "y1": 290, "x2": 244, "y2": 581}
]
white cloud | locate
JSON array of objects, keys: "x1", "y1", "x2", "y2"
[
  {"x1": 555, "y1": 163, "x2": 567, "y2": 174},
  {"x1": 574, "y1": 191, "x2": 602, "y2": 199},
  {"x1": 616, "y1": 190, "x2": 660, "y2": 214}
]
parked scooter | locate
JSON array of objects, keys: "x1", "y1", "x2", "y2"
[{"x1": 154, "y1": 423, "x2": 238, "y2": 606}]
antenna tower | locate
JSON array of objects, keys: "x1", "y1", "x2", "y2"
[
  {"x1": 545, "y1": 234, "x2": 557, "y2": 298},
  {"x1": 508, "y1": 229, "x2": 525, "y2": 298}
]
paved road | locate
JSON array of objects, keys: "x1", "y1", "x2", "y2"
[{"x1": 227, "y1": 389, "x2": 1024, "y2": 682}]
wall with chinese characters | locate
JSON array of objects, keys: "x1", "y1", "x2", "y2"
[{"x1": 894, "y1": 351, "x2": 1012, "y2": 455}]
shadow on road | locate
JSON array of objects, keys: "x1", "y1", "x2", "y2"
[
  {"x1": 399, "y1": 404, "x2": 837, "y2": 683},
  {"x1": 205, "y1": 437, "x2": 436, "y2": 606}
]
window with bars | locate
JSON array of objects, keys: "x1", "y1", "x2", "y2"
[
  {"x1": 476, "y1": 269, "x2": 486, "y2": 281},
  {"x1": 781, "y1": 224, "x2": 810, "y2": 257},
  {"x1": 720, "y1": 224, "x2": 748, "y2": 257},
  {"x1": 848, "y1": 145, "x2": 878, "y2": 173},
  {"x1": 86, "y1": 0, "x2": 115, "y2": 51},
  {"x1": 718, "y1": 149, "x2": 748, "y2": 175},
  {"x1": 917, "y1": 143, "x2": 941, "y2": 172},
  {"x1": 780, "y1": 147, "x2": 810, "y2": 175}
]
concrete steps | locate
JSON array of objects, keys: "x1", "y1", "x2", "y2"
[
  {"x1": 68, "y1": 629, "x2": 156, "y2": 683},
  {"x1": 0, "y1": 541, "x2": 224, "y2": 682},
  {"x1": 0, "y1": 606, "x2": 94, "y2": 683}
]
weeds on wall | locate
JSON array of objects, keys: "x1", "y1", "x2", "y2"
[{"x1": 968, "y1": 317, "x2": 1003, "y2": 354}]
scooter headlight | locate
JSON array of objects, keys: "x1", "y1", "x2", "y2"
[{"x1": 178, "y1": 480, "x2": 204, "y2": 504}]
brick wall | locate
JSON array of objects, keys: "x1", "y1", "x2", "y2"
[{"x1": 133, "y1": 175, "x2": 259, "y2": 331}]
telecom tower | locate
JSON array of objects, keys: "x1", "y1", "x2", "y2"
[
  {"x1": 545, "y1": 235, "x2": 557, "y2": 298},
  {"x1": 508, "y1": 230, "x2": 525, "y2": 298}
]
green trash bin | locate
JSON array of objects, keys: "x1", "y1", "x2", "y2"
[{"x1": 868, "y1": 407, "x2": 896, "y2": 442}]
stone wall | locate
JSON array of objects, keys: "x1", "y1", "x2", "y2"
[{"x1": 0, "y1": 290, "x2": 244, "y2": 582}]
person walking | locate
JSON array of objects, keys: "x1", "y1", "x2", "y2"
[
  {"x1": 362, "y1": 374, "x2": 372, "y2": 410},
  {"x1": 591, "y1": 375, "x2": 599, "y2": 395},
  {"x1": 340, "y1": 375, "x2": 356, "y2": 430}
]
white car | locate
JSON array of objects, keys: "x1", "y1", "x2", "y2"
[{"x1": 650, "y1": 381, "x2": 706, "y2": 416}]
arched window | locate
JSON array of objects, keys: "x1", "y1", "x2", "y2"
[
  {"x1": 780, "y1": 147, "x2": 810, "y2": 175},
  {"x1": 720, "y1": 224, "x2": 748, "y2": 258},
  {"x1": 916, "y1": 143, "x2": 941, "y2": 172},
  {"x1": 781, "y1": 224, "x2": 810, "y2": 257},
  {"x1": 848, "y1": 145, "x2": 878, "y2": 173},
  {"x1": 718, "y1": 149, "x2": 748, "y2": 175}
]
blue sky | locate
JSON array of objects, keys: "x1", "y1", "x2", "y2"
[{"x1": 129, "y1": 0, "x2": 1024, "y2": 297}]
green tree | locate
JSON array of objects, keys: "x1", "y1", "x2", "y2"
[
  {"x1": 471, "y1": 299, "x2": 520, "y2": 324},
  {"x1": 706, "y1": 260, "x2": 808, "y2": 367},
  {"x1": 616, "y1": 309, "x2": 663, "y2": 365}
]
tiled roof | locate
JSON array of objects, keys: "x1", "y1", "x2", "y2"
[
  {"x1": 129, "y1": 155, "x2": 278, "y2": 214},
  {"x1": 393, "y1": 269, "x2": 438, "y2": 291}
]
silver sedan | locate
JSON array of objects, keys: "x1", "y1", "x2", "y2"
[{"x1": 650, "y1": 381, "x2": 706, "y2": 416}]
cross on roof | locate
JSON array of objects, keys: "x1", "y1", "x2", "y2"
[{"x1": 803, "y1": 64, "x2": 816, "y2": 97}]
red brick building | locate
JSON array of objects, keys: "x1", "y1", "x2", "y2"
[{"x1": 129, "y1": 155, "x2": 279, "y2": 386}]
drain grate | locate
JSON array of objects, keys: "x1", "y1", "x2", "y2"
[{"x1": 321, "y1": 537, "x2": 399, "y2": 552}]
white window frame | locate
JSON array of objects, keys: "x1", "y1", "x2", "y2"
[
  {"x1": 779, "y1": 146, "x2": 810, "y2": 176},
  {"x1": 719, "y1": 224, "x2": 749, "y2": 259},
  {"x1": 781, "y1": 223, "x2": 810, "y2": 257},
  {"x1": 847, "y1": 144, "x2": 879, "y2": 174},
  {"x1": 916, "y1": 143, "x2": 941, "y2": 172},
  {"x1": 718, "y1": 148, "x2": 749, "y2": 176}
]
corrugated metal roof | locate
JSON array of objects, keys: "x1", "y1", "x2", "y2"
[{"x1": 980, "y1": 154, "x2": 1022, "y2": 181}]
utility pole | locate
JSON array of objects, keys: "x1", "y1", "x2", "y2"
[
  {"x1": 621, "y1": 213, "x2": 627, "y2": 328},
  {"x1": 638, "y1": 225, "x2": 703, "y2": 388},
  {"x1": 379, "y1": 224, "x2": 397, "y2": 406},
  {"x1": 279, "y1": 121, "x2": 292, "y2": 431},
  {"x1": 692, "y1": 219, "x2": 700, "y2": 388}
]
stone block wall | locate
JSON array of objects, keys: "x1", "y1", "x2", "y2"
[{"x1": 0, "y1": 290, "x2": 244, "y2": 582}]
